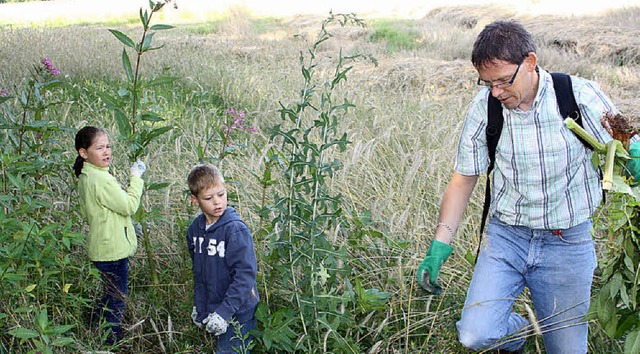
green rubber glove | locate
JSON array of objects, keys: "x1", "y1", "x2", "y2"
[
  {"x1": 627, "y1": 141, "x2": 640, "y2": 184},
  {"x1": 417, "y1": 240, "x2": 454, "y2": 294}
]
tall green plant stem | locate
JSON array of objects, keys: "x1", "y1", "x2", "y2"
[
  {"x1": 141, "y1": 220, "x2": 158, "y2": 285},
  {"x1": 603, "y1": 141, "x2": 618, "y2": 190},
  {"x1": 18, "y1": 90, "x2": 31, "y2": 155},
  {"x1": 564, "y1": 118, "x2": 607, "y2": 152},
  {"x1": 130, "y1": 11, "x2": 155, "y2": 132}
]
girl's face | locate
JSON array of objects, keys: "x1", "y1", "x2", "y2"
[{"x1": 79, "y1": 132, "x2": 111, "y2": 168}]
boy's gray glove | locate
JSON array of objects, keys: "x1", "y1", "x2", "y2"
[
  {"x1": 130, "y1": 159, "x2": 147, "y2": 177},
  {"x1": 191, "y1": 306, "x2": 202, "y2": 328},
  {"x1": 202, "y1": 312, "x2": 228, "y2": 336}
]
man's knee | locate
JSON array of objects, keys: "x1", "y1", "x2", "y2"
[{"x1": 458, "y1": 326, "x2": 494, "y2": 350}]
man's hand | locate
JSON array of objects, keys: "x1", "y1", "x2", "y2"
[
  {"x1": 203, "y1": 312, "x2": 228, "y2": 336},
  {"x1": 417, "y1": 240, "x2": 454, "y2": 294},
  {"x1": 191, "y1": 306, "x2": 202, "y2": 328}
]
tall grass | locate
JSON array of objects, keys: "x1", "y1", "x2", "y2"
[{"x1": 1, "y1": 2, "x2": 639, "y2": 353}]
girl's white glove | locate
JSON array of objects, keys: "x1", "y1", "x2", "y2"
[
  {"x1": 191, "y1": 306, "x2": 202, "y2": 328},
  {"x1": 202, "y1": 312, "x2": 228, "y2": 336},
  {"x1": 130, "y1": 159, "x2": 147, "y2": 177}
]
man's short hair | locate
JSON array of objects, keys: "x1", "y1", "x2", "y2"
[
  {"x1": 471, "y1": 20, "x2": 536, "y2": 69},
  {"x1": 187, "y1": 164, "x2": 225, "y2": 196}
]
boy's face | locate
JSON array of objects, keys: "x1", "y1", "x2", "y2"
[{"x1": 191, "y1": 183, "x2": 227, "y2": 225}]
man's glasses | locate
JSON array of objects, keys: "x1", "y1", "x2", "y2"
[{"x1": 477, "y1": 63, "x2": 521, "y2": 89}]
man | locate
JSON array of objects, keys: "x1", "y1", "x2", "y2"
[{"x1": 417, "y1": 20, "x2": 617, "y2": 353}]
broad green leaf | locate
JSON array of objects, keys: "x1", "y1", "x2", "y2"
[
  {"x1": 140, "y1": 113, "x2": 164, "y2": 122},
  {"x1": 616, "y1": 314, "x2": 639, "y2": 337},
  {"x1": 147, "y1": 76, "x2": 176, "y2": 86},
  {"x1": 141, "y1": 31, "x2": 155, "y2": 51},
  {"x1": 139, "y1": 8, "x2": 148, "y2": 30},
  {"x1": 611, "y1": 175, "x2": 634, "y2": 195},
  {"x1": 624, "y1": 255, "x2": 635, "y2": 273},
  {"x1": 8, "y1": 327, "x2": 39, "y2": 339},
  {"x1": 620, "y1": 283, "x2": 630, "y2": 309},
  {"x1": 624, "y1": 328, "x2": 640, "y2": 354},
  {"x1": 142, "y1": 44, "x2": 166, "y2": 52},
  {"x1": 0, "y1": 96, "x2": 10, "y2": 104},
  {"x1": 122, "y1": 48, "x2": 134, "y2": 83},
  {"x1": 114, "y1": 109, "x2": 131, "y2": 137},
  {"x1": 603, "y1": 314, "x2": 619, "y2": 339},
  {"x1": 25, "y1": 284, "x2": 36, "y2": 292},
  {"x1": 464, "y1": 249, "x2": 477, "y2": 266},
  {"x1": 142, "y1": 126, "x2": 173, "y2": 142},
  {"x1": 36, "y1": 309, "x2": 48, "y2": 331},
  {"x1": 149, "y1": 24, "x2": 174, "y2": 30},
  {"x1": 97, "y1": 92, "x2": 121, "y2": 110},
  {"x1": 45, "y1": 324, "x2": 75, "y2": 335},
  {"x1": 52, "y1": 337, "x2": 75, "y2": 346},
  {"x1": 147, "y1": 182, "x2": 170, "y2": 191},
  {"x1": 117, "y1": 88, "x2": 130, "y2": 97},
  {"x1": 108, "y1": 29, "x2": 135, "y2": 48}
]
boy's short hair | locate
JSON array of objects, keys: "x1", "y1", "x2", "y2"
[{"x1": 187, "y1": 164, "x2": 225, "y2": 196}]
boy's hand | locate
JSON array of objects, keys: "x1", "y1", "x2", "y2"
[
  {"x1": 191, "y1": 306, "x2": 202, "y2": 328},
  {"x1": 417, "y1": 240, "x2": 454, "y2": 294},
  {"x1": 130, "y1": 159, "x2": 147, "y2": 177},
  {"x1": 203, "y1": 312, "x2": 228, "y2": 335}
]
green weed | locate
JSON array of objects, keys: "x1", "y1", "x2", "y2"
[{"x1": 368, "y1": 19, "x2": 422, "y2": 53}]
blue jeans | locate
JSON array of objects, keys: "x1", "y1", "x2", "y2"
[
  {"x1": 216, "y1": 317, "x2": 256, "y2": 354},
  {"x1": 93, "y1": 258, "x2": 129, "y2": 344},
  {"x1": 456, "y1": 217, "x2": 596, "y2": 353}
]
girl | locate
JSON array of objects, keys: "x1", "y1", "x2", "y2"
[{"x1": 73, "y1": 126, "x2": 146, "y2": 346}]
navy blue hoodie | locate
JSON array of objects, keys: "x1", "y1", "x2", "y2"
[{"x1": 187, "y1": 207, "x2": 259, "y2": 323}]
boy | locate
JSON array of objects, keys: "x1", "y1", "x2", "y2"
[{"x1": 187, "y1": 164, "x2": 260, "y2": 353}]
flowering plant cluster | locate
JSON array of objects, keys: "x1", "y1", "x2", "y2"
[
  {"x1": 41, "y1": 57, "x2": 61, "y2": 76},
  {"x1": 216, "y1": 107, "x2": 258, "y2": 160},
  {"x1": 222, "y1": 107, "x2": 257, "y2": 137}
]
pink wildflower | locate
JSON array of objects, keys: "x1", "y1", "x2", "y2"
[
  {"x1": 41, "y1": 57, "x2": 61, "y2": 75},
  {"x1": 224, "y1": 107, "x2": 257, "y2": 133}
]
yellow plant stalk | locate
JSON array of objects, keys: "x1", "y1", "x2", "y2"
[
  {"x1": 602, "y1": 141, "x2": 618, "y2": 190},
  {"x1": 565, "y1": 118, "x2": 630, "y2": 190},
  {"x1": 564, "y1": 118, "x2": 607, "y2": 153}
]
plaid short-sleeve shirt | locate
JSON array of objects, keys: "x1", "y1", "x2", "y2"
[{"x1": 455, "y1": 69, "x2": 616, "y2": 229}]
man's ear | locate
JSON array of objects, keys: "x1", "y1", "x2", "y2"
[
  {"x1": 190, "y1": 194, "x2": 198, "y2": 207},
  {"x1": 524, "y1": 52, "x2": 538, "y2": 72}
]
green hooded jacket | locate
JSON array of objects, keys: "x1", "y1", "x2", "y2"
[{"x1": 78, "y1": 162, "x2": 143, "y2": 262}]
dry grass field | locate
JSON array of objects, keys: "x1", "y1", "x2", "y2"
[{"x1": 1, "y1": 0, "x2": 640, "y2": 352}]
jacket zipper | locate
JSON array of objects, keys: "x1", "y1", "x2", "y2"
[{"x1": 124, "y1": 227, "x2": 131, "y2": 245}]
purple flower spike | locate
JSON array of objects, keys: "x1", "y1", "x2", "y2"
[
  {"x1": 0, "y1": 89, "x2": 8, "y2": 97},
  {"x1": 41, "y1": 57, "x2": 61, "y2": 75}
]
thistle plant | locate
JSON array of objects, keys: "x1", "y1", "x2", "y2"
[{"x1": 101, "y1": 0, "x2": 175, "y2": 285}]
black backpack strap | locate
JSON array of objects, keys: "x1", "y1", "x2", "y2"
[
  {"x1": 550, "y1": 72, "x2": 592, "y2": 150},
  {"x1": 477, "y1": 94, "x2": 504, "y2": 259},
  {"x1": 551, "y1": 72, "x2": 604, "y2": 202}
]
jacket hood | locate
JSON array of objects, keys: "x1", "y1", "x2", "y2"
[{"x1": 194, "y1": 207, "x2": 241, "y2": 231}]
